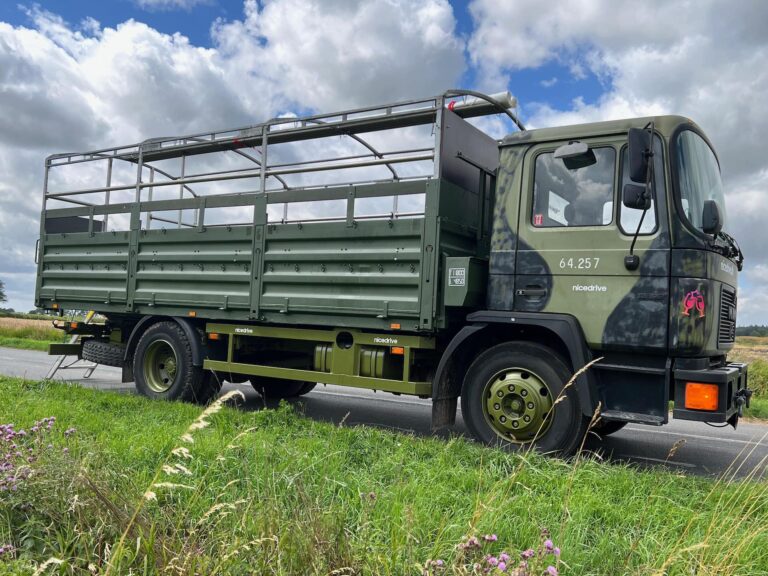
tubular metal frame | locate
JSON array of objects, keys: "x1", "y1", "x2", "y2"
[{"x1": 40, "y1": 91, "x2": 514, "y2": 230}]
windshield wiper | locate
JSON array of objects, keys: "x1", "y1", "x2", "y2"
[{"x1": 715, "y1": 230, "x2": 744, "y2": 271}]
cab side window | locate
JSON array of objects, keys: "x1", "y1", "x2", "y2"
[{"x1": 532, "y1": 147, "x2": 615, "y2": 227}]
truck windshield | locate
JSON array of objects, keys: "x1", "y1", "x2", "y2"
[{"x1": 675, "y1": 130, "x2": 727, "y2": 232}]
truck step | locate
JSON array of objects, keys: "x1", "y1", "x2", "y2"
[{"x1": 600, "y1": 410, "x2": 665, "y2": 426}]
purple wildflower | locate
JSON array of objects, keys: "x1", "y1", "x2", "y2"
[
  {"x1": 0, "y1": 544, "x2": 15, "y2": 557},
  {"x1": 547, "y1": 566, "x2": 558, "y2": 576},
  {"x1": 553, "y1": 547, "x2": 561, "y2": 557},
  {"x1": 497, "y1": 561, "x2": 507, "y2": 572},
  {"x1": 521, "y1": 549, "x2": 535, "y2": 559},
  {"x1": 544, "y1": 539, "x2": 554, "y2": 551},
  {"x1": 499, "y1": 553, "x2": 510, "y2": 563},
  {"x1": 488, "y1": 556, "x2": 499, "y2": 566}
]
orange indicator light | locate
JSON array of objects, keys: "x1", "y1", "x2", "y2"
[{"x1": 685, "y1": 382, "x2": 719, "y2": 411}]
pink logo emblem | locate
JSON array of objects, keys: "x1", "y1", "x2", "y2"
[{"x1": 682, "y1": 290, "x2": 705, "y2": 318}]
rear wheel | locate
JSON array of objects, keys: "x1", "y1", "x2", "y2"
[
  {"x1": 134, "y1": 321, "x2": 220, "y2": 404},
  {"x1": 461, "y1": 342, "x2": 587, "y2": 455},
  {"x1": 251, "y1": 379, "x2": 316, "y2": 399}
]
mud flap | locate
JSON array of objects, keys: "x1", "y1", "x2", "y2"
[{"x1": 431, "y1": 397, "x2": 458, "y2": 430}]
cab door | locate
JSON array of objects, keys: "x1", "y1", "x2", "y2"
[{"x1": 515, "y1": 136, "x2": 670, "y2": 352}]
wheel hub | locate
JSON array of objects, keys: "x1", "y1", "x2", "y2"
[
  {"x1": 144, "y1": 340, "x2": 179, "y2": 393},
  {"x1": 484, "y1": 369, "x2": 553, "y2": 443}
]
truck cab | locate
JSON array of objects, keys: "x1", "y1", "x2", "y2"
[{"x1": 477, "y1": 115, "x2": 748, "y2": 435}]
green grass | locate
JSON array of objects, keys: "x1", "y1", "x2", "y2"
[
  {"x1": 1, "y1": 376, "x2": 767, "y2": 575},
  {"x1": 745, "y1": 396, "x2": 768, "y2": 421},
  {"x1": 0, "y1": 337, "x2": 51, "y2": 351},
  {"x1": 748, "y1": 360, "x2": 768, "y2": 398}
]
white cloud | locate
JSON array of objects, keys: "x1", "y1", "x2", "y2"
[
  {"x1": 540, "y1": 77, "x2": 557, "y2": 88},
  {"x1": 135, "y1": 0, "x2": 214, "y2": 11},
  {"x1": 469, "y1": 0, "x2": 768, "y2": 324},
  {"x1": 212, "y1": 0, "x2": 464, "y2": 112},
  {"x1": 0, "y1": 1, "x2": 464, "y2": 312}
]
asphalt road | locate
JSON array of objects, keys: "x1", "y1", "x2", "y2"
[{"x1": 2, "y1": 346, "x2": 767, "y2": 479}]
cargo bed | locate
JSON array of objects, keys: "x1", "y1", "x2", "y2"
[{"x1": 36, "y1": 94, "x2": 499, "y2": 332}]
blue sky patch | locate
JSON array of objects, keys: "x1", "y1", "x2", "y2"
[{"x1": 2, "y1": 1, "x2": 244, "y2": 47}]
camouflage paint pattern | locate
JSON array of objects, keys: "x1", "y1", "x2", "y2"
[{"x1": 490, "y1": 115, "x2": 739, "y2": 357}]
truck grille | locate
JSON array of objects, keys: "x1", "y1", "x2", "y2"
[{"x1": 718, "y1": 287, "x2": 737, "y2": 346}]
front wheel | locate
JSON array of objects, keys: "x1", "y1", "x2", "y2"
[{"x1": 461, "y1": 342, "x2": 587, "y2": 455}]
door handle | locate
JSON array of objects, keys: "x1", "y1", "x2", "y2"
[{"x1": 516, "y1": 285, "x2": 547, "y2": 298}]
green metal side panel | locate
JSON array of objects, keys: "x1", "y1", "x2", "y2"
[
  {"x1": 259, "y1": 217, "x2": 425, "y2": 331},
  {"x1": 37, "y1": 231, "x2": 131, "y2": 310},
  {"x1": 37, "y1": 180, "x2": 489, "y2": 330},
  {"x1": 132, "y1": 226, "x2": 254, "y2": 313}
]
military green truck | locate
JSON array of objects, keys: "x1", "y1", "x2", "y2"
[{"x1": 35, "y1": 90, "x2": 750, "y2": 454}]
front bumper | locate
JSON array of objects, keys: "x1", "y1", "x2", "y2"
[{"x1": 673, "y1": 362, "x2": 750, "y2": 426}]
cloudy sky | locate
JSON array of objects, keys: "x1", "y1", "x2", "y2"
[{"x1": 0, "y1": 0, "x2": 766, "y2": 323}]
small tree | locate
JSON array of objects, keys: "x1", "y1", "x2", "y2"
[{"x1": 0, "y1": 279, "x2": 6, "y2": 304}]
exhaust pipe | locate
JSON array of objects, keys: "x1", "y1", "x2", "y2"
[{"x1": 446, "y1": 91, "x2": 517, "y2": 118}]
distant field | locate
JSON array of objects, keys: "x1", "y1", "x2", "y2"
[{"x1": 0, "y1": 317, "x2": 64, "y2": 350}]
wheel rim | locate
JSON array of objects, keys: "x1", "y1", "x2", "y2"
[
  {"x1": 482, "y1": 368, "x2": 554, "y2": 443},
  {"x1": 143, "y1": 339, "x2": 178, "y2": 393}
]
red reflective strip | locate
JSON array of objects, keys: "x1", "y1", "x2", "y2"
[{"x1": 448, "y1": 101, "x2": 456, "y2": 111}]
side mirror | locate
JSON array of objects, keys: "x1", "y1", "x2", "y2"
[
  {"x1": 554, "y1": 141, "x2": 597, "y2": 170},
  {"x1": 627, "y1": 127, "x2": 651, "y2": 183},
  {"x1": 702, "y1": 199, "x2": 723, "y2": 235},
  {"x1": 622, "y1": 183, "x2": 651, "y2": 210}
]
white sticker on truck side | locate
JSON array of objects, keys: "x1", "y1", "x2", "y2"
[{"x1": 448, "y1": 267, "x2": 466, "y2": 287}]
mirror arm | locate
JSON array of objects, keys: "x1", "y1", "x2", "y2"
[{"x1": 625, "y1": 122, "x2": 654, "y2": 272}]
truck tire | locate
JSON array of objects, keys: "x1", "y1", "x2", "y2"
[
  {"x1": 251, "y1": 379, "x2": 316, "y2": 399},
  {"x1": 82, "y1": 339, "x2": 125, "y2": 368},
  {"x1": 591, "y1": 420, "x2": 627, "y2": 436},
  {"x1": 461, "y1": 341, "x2": 588, "y2": 456},
  {"x1": 133, "y1": 321, "x2": 220, "y2": 404}
]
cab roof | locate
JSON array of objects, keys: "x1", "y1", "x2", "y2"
[{"x1": 501, "y1": 114, "x2": 700, "y2": 147}]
